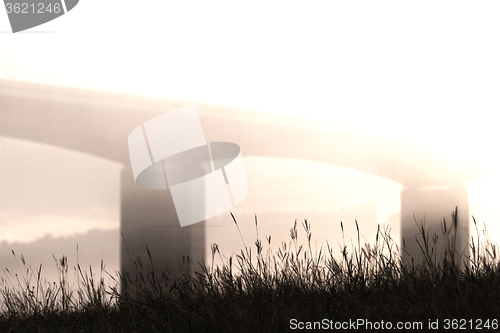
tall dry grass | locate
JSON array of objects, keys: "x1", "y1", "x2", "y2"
[{"x1": 0, "y1": 209, "x2": 498, "y2": 332}]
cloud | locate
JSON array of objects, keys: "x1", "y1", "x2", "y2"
[
  {"x1": 0, "y1": 228, "x2": 120, "y2": 298},
  {"x1": 0, "y1": 208, "x2": 119, "y2": 243}
]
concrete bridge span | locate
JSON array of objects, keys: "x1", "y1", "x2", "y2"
[{"x1": 1, "y1": 80, "x2": 492, "y2": 284}]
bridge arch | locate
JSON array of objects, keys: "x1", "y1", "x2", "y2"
[{"x1": 1, "y1": 80, "x2": 492, "y2": 285}]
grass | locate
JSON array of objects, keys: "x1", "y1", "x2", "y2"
[{"x1": 0, "y1": 210, "x2": 499, "y2": 332}]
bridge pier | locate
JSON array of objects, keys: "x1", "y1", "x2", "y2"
[
  {"x1": 120, "y1": 165, "x2": 205, "y2": 294},
  {"x1": 400, "y1": 185, "x2": 469, "y2": 268}
]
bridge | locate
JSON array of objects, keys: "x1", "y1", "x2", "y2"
[{"x1": 1, "y1": 80, "x2": 493, "y2": 287}]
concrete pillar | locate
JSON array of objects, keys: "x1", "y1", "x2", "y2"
[
  {"x1": 120, "y1": 165, "x2": 205, "y2": 294},
  {"x1": 400, "y1": 185, "x2": 469, "y2": 268}
]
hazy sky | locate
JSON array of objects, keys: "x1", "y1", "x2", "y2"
[
  {"x1": 1, "y1": 2, "x2": 499, "y2": 138},
  {"x1": 1, "y1": 1, "x2": 500, "y2": 284}
]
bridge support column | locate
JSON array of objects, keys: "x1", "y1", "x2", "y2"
[
  {"x1": 120, "y1": 165, "x2": 205, "y2": 294},
  {"x1": 400, "y1": 185, "x2": 469, "y2": 268}
]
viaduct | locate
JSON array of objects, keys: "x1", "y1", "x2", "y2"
[{"x1": 1, "y1": 80, "x2": 493, "y2": 289}]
